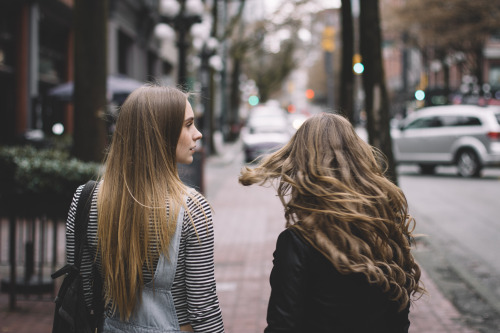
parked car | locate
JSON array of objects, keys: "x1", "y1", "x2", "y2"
[
  {"x1": 247, "y1": 104, "x2": 287, "y2": 119},
  {"x1": 242, "y1": 108, "x2": 291, "y2": 163},
  {"x1": 392, "y1": 105, "x2": 500, "y2": 177}
]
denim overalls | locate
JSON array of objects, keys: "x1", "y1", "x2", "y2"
[{"x1": 102, "y1": 205, "x2": 185, "y2": 333}]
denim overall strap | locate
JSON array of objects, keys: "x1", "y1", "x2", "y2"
[{"x1": 103, "y1": 204, "x2": 185, "y2": 333}]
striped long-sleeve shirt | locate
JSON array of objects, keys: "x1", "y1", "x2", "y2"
[{"x1": 65, "y1": 184, "x2": 224, "y2": 333}]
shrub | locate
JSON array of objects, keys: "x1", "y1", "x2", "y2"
[{"x1": 0, "y1": 146, "x2": 101, "y2": 219}]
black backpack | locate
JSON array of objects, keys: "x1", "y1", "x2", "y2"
[{"x1": 51, "y1": 180, "x2": 104, "y2": 333}]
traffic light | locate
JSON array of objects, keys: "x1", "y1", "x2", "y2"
[
  {"x1": 322, "y1": 27, "x2": 335, "y2": 52},
  {"x1": 305, "y1": 89, "x2": 315, "y2": 99},
  {"x1": 415, "y1": 90, "x2": 425, "y2": 101},
  {"x1": 353, "y1": 54, "x2": 364, "y2": 74},
  {"x1": 248, "y1": 95, "x2": 259, "y2": 106}
]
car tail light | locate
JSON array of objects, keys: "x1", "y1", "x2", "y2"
[{"x1": 488, "y1": 131, "x2": 500, "y2": 139}]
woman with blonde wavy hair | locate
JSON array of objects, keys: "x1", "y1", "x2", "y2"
[
  {"x1": 65, "y1": 85, "x2": 224, "y2": 332},
  {"x1": 239, "y1": 112, "x2": 424, "y2": 333}
]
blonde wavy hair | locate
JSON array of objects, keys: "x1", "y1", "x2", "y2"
[
  {"x1": 97, "y1": 85, "x2": 195, "y2": 319},
  {"x1": 239, "y1": 112, "x2": 425, "y2": 310}
]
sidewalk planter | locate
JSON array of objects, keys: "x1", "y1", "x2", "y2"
[{"x1": 0, "y1": 145, "x2": 101, "y2": 309}]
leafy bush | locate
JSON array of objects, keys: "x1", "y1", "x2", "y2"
[{"x1": 0, "y1": 146, "x2": 101, "y2": 219}]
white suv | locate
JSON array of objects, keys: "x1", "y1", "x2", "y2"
[{"x1": 392, "y1": 105, "x2": 500, "y2": 177}]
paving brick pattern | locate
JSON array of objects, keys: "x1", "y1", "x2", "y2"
[{"x1": 0, "y1": 151, "x2": 478, "y2": 333}]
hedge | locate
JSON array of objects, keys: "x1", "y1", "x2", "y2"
[{"x1": 0, "y1": 145, "x2": 101, "y2": 219}]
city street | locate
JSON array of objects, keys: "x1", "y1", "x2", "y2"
[{"x1": 2, "y1": 0, "x2": 500, "y2": 332}]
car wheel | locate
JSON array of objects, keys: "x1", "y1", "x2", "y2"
[
  {"x1": 456, "y1": 149, "x2": 482, "y2": 177},
  {"x1": 419, "y1": 164, "x2": 436, "y2": 175}
]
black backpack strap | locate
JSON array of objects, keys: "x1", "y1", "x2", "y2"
[
  {"x1": 51, "y1": 180, "x2": 97, "y2": 280},
  {"x1": 74, "y1": 180, "x2": 105, "y2": 331},
  {"x1": 73, "y1": 180, "x2": 96, "y2": 269},
  {"x1": 91, "y1": 263, "x2": 105, "y2": 332}
]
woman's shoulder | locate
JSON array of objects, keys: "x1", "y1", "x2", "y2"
[
  {"x1": 182, "y1": 188, "x2": 213, "y2": 239},
  {"x1": 275, "y1": 227, "x2": 314, "y2": 259},
  {"x1": 183, "y1": 188, "x2": 212, "y2": 225},
  {"x1": 68, "y1": 184, "x2": 85, "y2": 212},
  {"x1": 185, "y1": 187, "x2": 206, "y2": 201},
  {"x1": 73, "y1": 181, "x2": 100, "y2": 202},
  {"x1": 185, "y1": 188, "x2": 211, "y2": 212},
  {"x1": 278, "y1": 227, "x2": 310, "y2": 247},
  {"x1": 277, "y1": 227, "x2": 337, "y2": 270},
  {"x1": 75, "y1": 183, "x2": 85, "y2": 197}
]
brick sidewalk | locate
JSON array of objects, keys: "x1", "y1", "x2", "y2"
[{"x1": 0, "y1": 151, "x2": 478, "y2": 333}]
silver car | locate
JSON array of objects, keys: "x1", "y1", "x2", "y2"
[
  {"x1": 392, "y1": 105, "x2": 500, "y2": 177},
  {"x1": 241, "y1": 114, "x2": 291, "y2": 163}
]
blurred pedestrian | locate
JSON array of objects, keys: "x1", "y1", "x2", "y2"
[
  {"x1": 239, "y1": 112, "x2": 425, "y2": 333},
  {"x1": 65, "y1": 85, "x2": 224, "y2": 332}
]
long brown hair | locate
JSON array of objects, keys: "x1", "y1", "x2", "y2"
[
  {"x1": 239, "y1": 112, "x2": 425, "y2": 310},
  {"x1": 97, "y1": 85, "x2": 190, "y2": 319}
]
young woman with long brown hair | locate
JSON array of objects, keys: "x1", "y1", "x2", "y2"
[
  {"x1": 239, "y1": 112, "x2": 424, "y2": 332},
  {"x1": 65, "y1": 85, "x2": 224, "y2": 332}
]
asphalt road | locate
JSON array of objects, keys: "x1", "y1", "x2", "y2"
[{"x1": 398, "y1": 165, "x2": 500, "y2": 332}]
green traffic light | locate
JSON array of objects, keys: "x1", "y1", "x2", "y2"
[
  {"x1": 415, "y1": 90, "x2": 425, "y2": 101},
  {"x1": 353, "y1": 63, "x2": 364, "y2": 74},
  {"x1": 248, "y1": 95, "x2": 259, "y2": 106}
]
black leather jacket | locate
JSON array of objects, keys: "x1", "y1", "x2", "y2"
[{"x1": 264, "y1": 228, "x2": 410, "y2": 333}]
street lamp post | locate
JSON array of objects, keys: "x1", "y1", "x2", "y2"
[
  {"x1": 157, "y1": 0, "x2": 204, "y2": 87},
  {"x1": 192, "y1": 35, "x2": 220, "y2": 156},
  {"x1": 200, "y1": 49, "x2": 213, "y2": 155}
]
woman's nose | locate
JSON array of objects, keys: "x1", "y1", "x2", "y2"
[{"x1": 194, "y1": 128, "x2": 202, "y2": 141}]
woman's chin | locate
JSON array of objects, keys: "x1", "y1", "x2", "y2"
[{"x1": 177, "y1": 158, "x2": 193, "y2": 165}]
